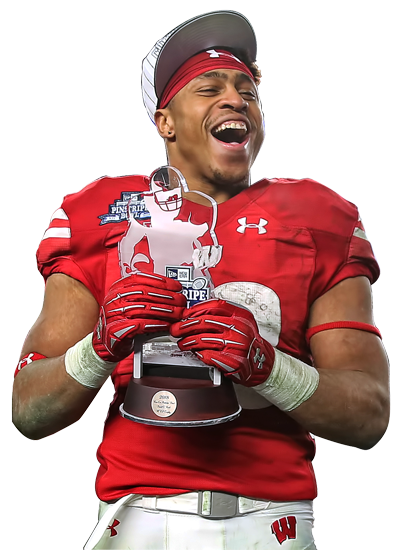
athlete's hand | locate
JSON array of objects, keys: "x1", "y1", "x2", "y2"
[
  {"x1": 93, "y1": 272, "x2": 186, "y2": 362},
  {"x1": 170, "y1": 299, "x2": 275, "y2": 386}
]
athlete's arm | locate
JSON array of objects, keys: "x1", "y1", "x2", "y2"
[
  {"x1": 287, "y1": 275, "x2": 389, "y2": 449},
  {"x1": 171, "y1": 275, "x2": 389, "y2": 449},
  {"x1": 12, "y1": 273, "x2": 100, "y2": 440},
  {"x1": 13, "y1": 271, "x2": 186, "y2": 440}
]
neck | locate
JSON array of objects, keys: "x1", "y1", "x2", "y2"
[
  {"x1": 165, "y1": 155, "x2": 251, "y2": 205},
  {"x1": 183, "y1": 176, "x2": 250, "y2": 205}
]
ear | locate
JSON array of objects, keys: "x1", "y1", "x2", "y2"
[{"x1": 154, "y1": 108, "x2": 175, "y2": 139}]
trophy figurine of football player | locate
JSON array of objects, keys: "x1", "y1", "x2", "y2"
[{"x1": 119, "y1": 166, "x2": 241, "y2": 426}]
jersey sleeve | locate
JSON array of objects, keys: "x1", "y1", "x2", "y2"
[
  {"x1": 36, "y1": 179, "x2": 115, "y2": 303},
  {"x1": 36, "y1": 203, "x2": 99, "y2": 299},
  {"x1": 309, "y1": 206, "x2": 380, "y2": 303},
  {"x1": 328, "y1": 213, "x2": 379, "y2": 285},
  {"x1": 36, "y1": 174, "x2": 151, "y2": 304},
  {"x1": 266, "y1": 178, "x2": 380, "y2": 304}
]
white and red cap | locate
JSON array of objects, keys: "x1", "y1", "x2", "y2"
[{"x1": 141, "y1": 11, "x2": 257, "y2": 123}]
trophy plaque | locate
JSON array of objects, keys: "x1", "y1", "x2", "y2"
[{"x1": 119, "y1": 166, "x2": 241, "y2": 427}]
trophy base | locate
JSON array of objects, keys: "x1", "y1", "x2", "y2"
[
  {"x1": 119, "y1": 405, "x2": 242, "y2": 427},
  {"x1": 120, "y1": 366, "x2": 242, "y2": 427}
]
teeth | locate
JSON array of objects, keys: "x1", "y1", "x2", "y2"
[{"x1": 214, "y1": 122, "x2": 247, "y2": 133}]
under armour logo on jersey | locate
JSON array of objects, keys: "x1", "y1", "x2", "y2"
[
  {"x1": 236, "y1": 217, "x2": 268, "y2": 234},
  {"x1": 271, "y1": 516, "x2": 297, "y2": 545},
  {"x1": 107, "y1": 519, "x2": 120, "y2": 537}
]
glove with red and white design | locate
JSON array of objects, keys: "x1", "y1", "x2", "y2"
[
  {"x1": 93, "y1": 272, "x2": 186, "y2": 362},
  {"x1": 170, "y1": 299, "x2": 275, "y2": 387}
]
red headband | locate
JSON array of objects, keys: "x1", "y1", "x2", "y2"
[{"x1": 159, "y1": 49, "x2": 255, "y2": 109}]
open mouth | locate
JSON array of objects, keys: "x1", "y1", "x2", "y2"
[{"x1": 211, "y1": 121, "x2": 249, "y2": 145}]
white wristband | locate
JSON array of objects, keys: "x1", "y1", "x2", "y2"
[
  {"x1": 65, "y1": 333, "x2": 118, "y2": 389},
  {"x1": 254, "y1": 349, "x2": 319, "y2": 412}
]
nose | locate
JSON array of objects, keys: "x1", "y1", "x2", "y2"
[{"x1": 219, "y1": 85, "x2": 249, "y2": 113}]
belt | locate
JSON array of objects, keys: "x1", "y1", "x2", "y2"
[
  {"x1": 85, "y1": 492, "x2": 272, "y2": 550},
  {"x1": 128, "y1": 491, "x2": 272, "y2": 519}
]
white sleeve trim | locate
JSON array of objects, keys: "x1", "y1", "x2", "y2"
[{"x1": 42, "y1": 227, "x2": 71, "y2": 240}]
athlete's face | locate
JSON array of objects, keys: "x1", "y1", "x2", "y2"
[{"x1": 156, "y1": 69, "x2": 264, "y2": 198}]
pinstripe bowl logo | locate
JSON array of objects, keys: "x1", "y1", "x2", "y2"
[
  {"x1": 98, "y1": 192, "x2": 150, "y2": 225},
  {"x1": 166, "y1": 265, "x2": 210, "y2": 307}
]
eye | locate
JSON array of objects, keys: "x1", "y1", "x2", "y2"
[
  {"x1": 197, "y1": 87, "x2": 220, "y2": 95},
  {"x1": 239, "y1": 89, "x2": 257, "y2": 100}
]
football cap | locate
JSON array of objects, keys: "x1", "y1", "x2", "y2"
[{"x1": 141, "y1": 11, "x2": 257, "y2": 123}]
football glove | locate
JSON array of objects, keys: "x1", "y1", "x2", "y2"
[
  {"x1": 93, "y1": 272, "x2": 186, "y2": 362},
  {"x1": 170, "y1": 299, "x2": 275, "y2": 386}
]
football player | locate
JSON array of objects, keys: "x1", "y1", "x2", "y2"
[{"x1": 12, "y1": 11, "x2": 389, "y2": 550}]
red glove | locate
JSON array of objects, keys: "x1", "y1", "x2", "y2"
[
  {"x1": 93, "y1": 272, "x2": 186, "y2": 362},
  {"x1": 170, "y1": 299, "x2": 275, "y2": 387}
]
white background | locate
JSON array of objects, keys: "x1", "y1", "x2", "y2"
[{"x1": 0, "y1": 0, "x2": 400, "y2": 549}]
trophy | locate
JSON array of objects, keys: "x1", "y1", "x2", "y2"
[{"x1": 119, "y1": 166, "x2": 241, "y2": 426}]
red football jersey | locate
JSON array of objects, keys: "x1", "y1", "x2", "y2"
[{"x1": 37, "y1": 175, "x2": 379, "y2": 502}]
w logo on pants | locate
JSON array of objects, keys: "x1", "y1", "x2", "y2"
[{"x1": 271, "y1": 516, "x2": 297, "y2": 544}]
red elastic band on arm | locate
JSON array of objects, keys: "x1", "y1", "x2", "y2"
[
  {"x1": 14, "y1": 352, "x2": 47, "y2": 378},
  {"x1": 306, "y1": 321, "x2": 382, "y2": 345}
]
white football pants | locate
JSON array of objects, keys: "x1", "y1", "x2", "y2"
[{"x1": 85, "y1": 493, "x2": 317, "y2": 550}]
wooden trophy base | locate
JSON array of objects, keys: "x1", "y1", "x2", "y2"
[{"x1": 120, "y1": 365, "x2": 242, "y2": 427}]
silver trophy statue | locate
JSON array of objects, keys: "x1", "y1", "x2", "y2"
[{"x1": 119, "y1": 166, "x2": 241, "y2": 426}]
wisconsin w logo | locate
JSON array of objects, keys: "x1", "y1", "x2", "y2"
[{"x1": 271, "y1": 516, "x2": 297, "y2": 545}]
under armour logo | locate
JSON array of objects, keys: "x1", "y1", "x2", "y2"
[
  {"x1": 236, "y1": 217, "x2": 268, "y2": 234},
  {"x1": 206, "y1": 49, "x2": 241, "y2": 63},
  {"x1": 253, "y1": 348, "x2": 266, "y2": 369},
  {"x1": 107, "y1": 519, "x2": 120, "y2": 537},
  {"x1": 17, "y1": 353, "x2": 34, "y2": 371}
]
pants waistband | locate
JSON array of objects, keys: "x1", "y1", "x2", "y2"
[
  {"x1": 87, "y1": 494, "x2": 314, "y2": 550},
  {"x1": 127, "y1": 492, "x2": 272, "y2": 519}
]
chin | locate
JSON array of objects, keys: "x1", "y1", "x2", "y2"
[{"x1": 209, "y1": 164, "x2": 251, "y2": 188}]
